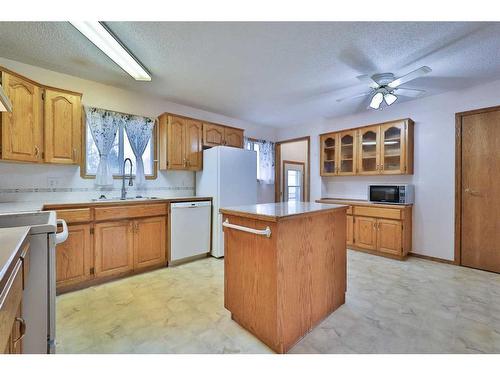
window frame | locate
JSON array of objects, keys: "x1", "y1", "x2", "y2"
[
  {"x1": 81, "y1": 115, "x2": 158, "y2": 180},
  {"x1": 245, "y1": 137, "x2": 262, "y2": 181}
]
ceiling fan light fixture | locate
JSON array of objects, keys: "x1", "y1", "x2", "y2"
[
  {"x1": 369, "y1": 92, "x2": 384, "y2": 109},
  {"x1": 384, "y1": 92, "x2": 398, "y2": 106}
]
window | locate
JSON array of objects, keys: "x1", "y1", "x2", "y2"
[
  {"x1": 287, "y1": 170, "x2": 302, "y2": 201},
  {"x1": 283, "y1": 161, "x2": 304, "y2": 202},
  {"x1": 85, "y1": 122, "x2": 155, "y2": 177},
  {"x1": 245, "y1": 139, "x2": 261, "y2": 180}
]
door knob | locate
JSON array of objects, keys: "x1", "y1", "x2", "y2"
[{"x1": 464, "y1": 188, "x2": 481, "y2": 196}]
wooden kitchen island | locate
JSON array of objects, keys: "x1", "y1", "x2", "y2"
[{"x1": 220, "y1": 202, "x2": 348, "y2": 353}]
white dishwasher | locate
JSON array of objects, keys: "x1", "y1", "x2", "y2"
[{"x1": 170, "y1": 200, "x2": 212, "y2": 263}]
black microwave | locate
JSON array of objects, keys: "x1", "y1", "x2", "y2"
[{"x1": 368, "y1": 184, "x2": 414, "y2": 204}]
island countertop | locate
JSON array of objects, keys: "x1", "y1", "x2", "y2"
[{"x1": 219, "y1": 202, "x2": 348, "y2": 222}]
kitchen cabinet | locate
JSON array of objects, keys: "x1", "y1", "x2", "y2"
[
  {"x1": 185, "y1": 119, "x2": 203, "y2": 170},
  {"x1": 320, "y1": 118, "x2": 414, "y2": 176},
  {"x1": 94, "y1": 220, "x2": 134, "y2": 279},
  {"x1": 43, "y1": 88, "x2": 82, "y2": 164},
  {"x1": 55, "y1": 224, "x2": 92, "y2": 288},
  {"x1": 159, "y1": 114, "x2": 203, "y2": 171},
  {"x1": 134, "y1": 216, "x2": 166, "y2": 270},
  {"x1": 224, "y1": 127, "x2": 244, "y2": 148},
  {"x1": 354, "y1": 216, "x2": 377, "y2": 250},
  {"x1": 317, "y1": 199, "x2": 412, "y2": 260},
  {"x1": 0, "y1": 71, "x2": 43, "y2": 162},
  {"x1": 202, "y1": 123, "x2": 244, "y2": 148},
  {"x1": 203, "y1": 123, "x2": 225, "y2": 147}
]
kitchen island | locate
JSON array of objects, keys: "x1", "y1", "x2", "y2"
[{"x1": 220, "y1": 202, "x2": 348, "y2": 353}]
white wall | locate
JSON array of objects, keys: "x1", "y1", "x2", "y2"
[
  {"x1": 280, "y1": 140, "x2": 309, "y2": 200},
  {"x1": 0, "y1": 57, "x2": 277, "y2": 202},
  {"x1": 276, "y1": 78, "x2": 500, "y2": 261}
]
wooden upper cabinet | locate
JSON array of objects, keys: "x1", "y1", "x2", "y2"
[
  {"x1": 224, "y1": 127, "x2": 244, "y2": 148},
  {"x1": 134, "y1": 216, "x2": 166, "y2": 270},
  {"x1": 44, "y1": 89, "x2": 82, "y2": 164},
  {"x1": 338, "y1": 130, "x2": 357, "y2": 175},
  {"x1": 320, "y1": 133, "x2": 338, "y2": 176},
  {"x1": 1, "y1": 71, "x2": 43, "y2": 162},
  {"x1": 167, "y1": 115, "x2": 186, "y2": 170},
  {"x1": 203, "y1": 123, "x2": 225, "y2": 147},
  {"x1": 357, "y1": 125, "x2": 380, "y2": 175},
  {"x1": 94, "y1": 220, "x2": 134, "y2": 278},
  {"x1": 320, "y1": 118, "x2": 414, "y2": 177},
  {"x1": 185, "y1": 119, "x2": 202, "y2": 171}
]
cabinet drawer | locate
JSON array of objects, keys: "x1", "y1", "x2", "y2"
[
  {"x1": 0, "y1": 260, "x2": 23, "y2": 352},
  {"x1": 353, "y1": 206, "x2": 401, "y2": 220},
  {"x1": 56, "y1": 208, "x2": 92, "y2": 224},
  {"x1": 94, "y1": 204, "x2": 167, "y2": 221}
]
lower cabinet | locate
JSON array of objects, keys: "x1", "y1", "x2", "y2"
[
  {"x1": 377, "y1": 219, "x2": 403, "y2": 255},
  {"x1": 354, "y1": 216, "x2": 378, "y2": 250},
  {"x1": 346, "y1": 215, "x2": 354, "y2": 246},
  {"x1": 94, "y1": 220, "x2": 134, "y2": 278},
  {"x1": 51, "y1": 204, "x2": 169, "y2": 293},
  {"x1": 56, "y1": 224, "x2": 92, "y2": 287},
  {"x1": 134, "y1": 216, "x2": 167, "y2": 270}
]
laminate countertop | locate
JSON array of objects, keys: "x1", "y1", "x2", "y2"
[
  {"x1": 0, "y1": 196, "x2": 212, "y2": 214},
  {"x1": 220, "y1": 202, "x2": 348, "y2": 222},
  {"x1": 0, "y1": 226, "x2": 29, "y2": 292}
]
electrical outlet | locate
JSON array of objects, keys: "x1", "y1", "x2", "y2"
[{"x1": 47, "y1": 177, "x2": 60, "y2": 188}]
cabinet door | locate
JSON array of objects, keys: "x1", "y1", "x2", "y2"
[
  {"x1": 346, "y1": 215, "x2": 354, "y2": 246},
  {"x1": 203, "y1": 123, "x2": 225, "y2": 147},
  {"x1": 1, "y1": 72, "x2": 43, "y2": 162},
  {"x1": 44, "y1": 89, "x2": 82, "y2": 164},
  {"x1": 94, "y1": 220, "x2": 134, "y2": 278},
  {"x1": 338, "y1": 130, "x2": 356, "y2": 175},
  {"x1": 380, "y1": 121, "x2": 406, "y2": 174},
  {"x1": 377, "y1": 219, "x2": 402, "y2": 255},
  {"x1": 354, "y1": 216, "x2": 377, "y2": 250},
  {"x1": 167, "y1": 116, "x2": 186, "y2": 169},
  {"x1": 56, "y1": 224, "x2": 92, "y2": 288},
  {"x1": 224, "y1": 128, "x2": 244, "y2": 148},
  {"x1": 10, "y1": 304, "x2": 24, "y2": 354},
  {"x1": 320, "y1": 133, "x2": 338, "y2": 176},
  {"x1": 357, "y1": 126, "x2": 380, "y2": 175},
  {"x1": 134, "y1": 216, "x2": 166, "y2": 270},
  {"x1": 185, "y1": 119, "x2": 203, "y2": 171}
]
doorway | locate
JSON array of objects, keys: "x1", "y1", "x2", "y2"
[
  {"x1": 455, "y1": 106, "x2": 500, "y2": 273},
  {"x1": 274, "y1": 136, "x2": 310, "y2": 202},
  {"x1": 283, "y1": 161, "x2": 305, "y2": 202}
]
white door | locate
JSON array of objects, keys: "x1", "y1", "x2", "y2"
[{"x1": 283, "y1": 162, "x2": 304, "y2": 202}]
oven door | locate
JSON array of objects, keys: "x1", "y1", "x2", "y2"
[{"x1": 369, "y1": 185, "x2": 400, "y2": 204}]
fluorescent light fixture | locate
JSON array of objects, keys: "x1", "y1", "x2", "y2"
[
  {"x1": 0, "y1": 84, "x2": 13, "y2": 112},
  {"x1": 70, "y1": 21, "x2": 151, "y2": 81},
  {"x1": 369, "y1": 92, "x2": 384, "y2": 109},
  {"x1": 384, "y1": 92, "x2": 398, "y2": 106}
]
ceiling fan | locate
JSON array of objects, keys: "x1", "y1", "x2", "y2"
[{"x1": 337, "y1": 66, "x2": 432, "y2": 109}]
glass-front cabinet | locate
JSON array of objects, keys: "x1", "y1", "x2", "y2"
[
  {"x1": 357, "y1": 126, "x2": 380, "y2": 175},
  {"x1": 338, "y1": 130, "x2": 357, "y2": 175},
  {"x1": 319, "y1": 118, "x2": 414, "y2": 177},
  {"x1": 380, "y1": 122, "x2": 405, "y2": 174},
  {"x1": 320, "y1": 134, "x2": 337, "y2": 175}
]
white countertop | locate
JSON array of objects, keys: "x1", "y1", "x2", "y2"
[
  {"x1": 0, "y1": 226, "x2": 30, "y2": 288},
  {"x1": 0, "y1": 195, "x2": 209, "y2": 214},
  {"x1": 220, "y1": 202, "x2": 348, "y2": 220}
]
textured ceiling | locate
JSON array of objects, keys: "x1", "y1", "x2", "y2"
[{"x1": 1, "y1": 22, "x2": 500, "y2": 127}]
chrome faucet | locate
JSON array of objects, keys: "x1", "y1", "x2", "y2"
[{"x1": 121, "y1": 158, "x2": 133, "y2": 200}]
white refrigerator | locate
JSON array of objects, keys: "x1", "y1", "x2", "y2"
[{"x1": 196, "y1": 146, "x2": 257, "y2": 258}]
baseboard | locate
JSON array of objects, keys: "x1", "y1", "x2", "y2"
[{"x1": 408, "y1": 252, "x2": 455, "y2": 265}]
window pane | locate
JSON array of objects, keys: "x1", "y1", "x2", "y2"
[
  {"x1": 288, "y1": 186, "x2": 301, "y2": 201},
  {"x1": 287, "y1": 170, "x2": 298, "y2": 186}
]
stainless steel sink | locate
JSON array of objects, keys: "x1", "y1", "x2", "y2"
[{"x1": 91, "y1": 196, "x2": 160, "y2": 202}]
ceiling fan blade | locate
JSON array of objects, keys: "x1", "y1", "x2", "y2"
[
  {"x1": 387, "y1": 66, "x2": 432, "y2": 88},
  {"x1": 393, "y1": 88, "x2": 426, "y2": 97},
  {"x1": 357, "y1": 75, "x2": 380, "y2": 89},
  {"x1": 336, "y1": 91, "x2": 372, "y2": 102}
]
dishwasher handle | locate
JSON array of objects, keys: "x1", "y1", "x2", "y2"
[{"x1": 223, "y1": 219, "x2": 271, "y2": 238}]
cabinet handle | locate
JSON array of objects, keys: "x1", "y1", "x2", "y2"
[
  {"x1": 13, "y1": 317, "x2": 26, "y2": 347},
  {"x1": 73, "y1": 148, "x2": 77, "y2": 160},
  {"x1": 34, "y1": 146, "x2": 40, "y2": 158}
]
